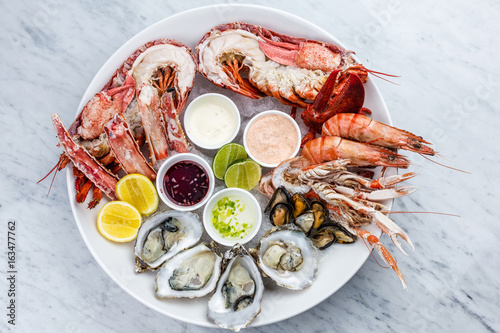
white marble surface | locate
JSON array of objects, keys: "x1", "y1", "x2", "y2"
[{"x1": 1, "y1": 0, "x2": 499, "y2": 332}]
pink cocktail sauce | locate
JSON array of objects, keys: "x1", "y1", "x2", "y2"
[{"x1": 245, "y1": 114, "x2": 298, "y2": 165}]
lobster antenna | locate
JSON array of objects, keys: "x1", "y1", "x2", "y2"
[
  {"x1": 37, "y1": 161, "x2": 60, "y2": 184},
  {"x1": 46, "y1": 164, "x2": 61, "y2": 198},
  {"x1": 366, "y1": 68, "x2": 400, "y2": 85}
]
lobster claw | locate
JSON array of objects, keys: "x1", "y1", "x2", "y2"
[{"x1": 301, "y1": 69, "x2": 366, "y2": 135}]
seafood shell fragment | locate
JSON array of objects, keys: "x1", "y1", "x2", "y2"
[
  {"x1": 208, "y1": 244, "x2": 264, "y2": 331},
  {"x1": 134, "y1": 211, "x2": 202, "y2": 272},
  {"x1": 253, "y1": 225, "x2": 318, "y2": 290},
  {"x1": 155, "y1": 243, "x2": 222, "y2": 298}
]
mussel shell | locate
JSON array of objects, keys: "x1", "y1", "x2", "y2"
[
  {"x1": 310, "y1": 228, "x2": 337, "y2": 250},
  {"x1": 319, "y1": 223, "x2": 356, "y2": 244},
  {"x1": 294, "y1": 210, "x2": 314, "y2": 235},
  {"x1": 291, "y1": 193, "x2": 310, "y2": 218},
  {"x1": 269, "y1": 202, "x2": 293, "y2": 227},
  {"x1": 310, "y1": 201, "x2": 327, "y2": 229},
  {"x1": 265, "y1": 186, "x2": 290, "y2": 213}
]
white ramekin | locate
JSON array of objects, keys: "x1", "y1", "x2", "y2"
[
  {"x1": 156, "y1": 153, "x2": 215, "y2": 211},
  {"x1": 243, "y1": 110, "x2": 301, "y2": 168},
  {"x1": 183, "y1": 93, "x2": 240, "y2": 150},
  {"x1": 202, "y1": 188, "x2": 262, "y2": 246}
]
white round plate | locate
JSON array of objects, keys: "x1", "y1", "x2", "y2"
[{"x1": 67, "y1": 4, "x2": 393, "y2": 328}]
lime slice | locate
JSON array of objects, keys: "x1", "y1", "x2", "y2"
[
  {"x1": 212, "y1": 143, "x2": 248, "y2": 180},
  {"x1": 224, "y1": 160, "x2": 262, "y2": 190}
]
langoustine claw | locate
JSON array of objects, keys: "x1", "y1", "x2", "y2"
[{"x1": 357, "y1": 229, "x2": 408, "y2": 290}]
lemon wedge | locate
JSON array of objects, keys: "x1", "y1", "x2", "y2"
[
  {"x1": 97, "y1": 201, "x2": 142, "y2": 242},
  {"x1": 116, "y1": 174, "x2": 159, "y2": 216}
]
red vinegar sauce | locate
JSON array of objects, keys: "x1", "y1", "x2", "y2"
[{"x1": 163, "y1": 161, "x2": 209, "y2": 206}]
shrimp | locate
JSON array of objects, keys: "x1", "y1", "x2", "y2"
[
  {"x1": 301, "y1": 136, "x2": 410, "y2": 168},
  {"x1": 322, "y1": 113, "x2": 435, "y2": 155}
]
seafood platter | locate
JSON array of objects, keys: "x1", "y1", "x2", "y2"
[{"x1": 45, "y1": 5, "x2": 435, "y2": 330}]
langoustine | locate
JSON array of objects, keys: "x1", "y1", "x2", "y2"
[
  {"x1": 45, "y1": 39, "x2": 197, "y2": 206},
  {"x1": 259, "y1": 156, "x2": 416, "y2": 289}
]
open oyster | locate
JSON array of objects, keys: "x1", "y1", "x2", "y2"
[
  {"x1": 208, "y1": 244, "x2": 264, "y2": 331},
  {"x1": 155, "y1": 242, "x2": 222, "y2": 298},
  {"x1": 252, "y1": 225, "x2": 318, "y2": 290},
  {"x1": 134, "y1": 211, "x2": 202, "y2": 272}
]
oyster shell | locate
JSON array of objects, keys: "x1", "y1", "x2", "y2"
[
  {"x1": 208, "y1": 244, "x2": 264, "y2": 331},
  {"x1": 134, "y1": 211, "x2": 202, "y2": 272},
  {"x1": 253, "y1": 225, "x2": 318, "y2": 290},
  {"x1": 155, "y1": 242, "x2": 222, "y2": 298}
]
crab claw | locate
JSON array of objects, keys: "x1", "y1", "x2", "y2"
[{"x1": 357, "y1": 229, "x2": 408, "y2": 291}]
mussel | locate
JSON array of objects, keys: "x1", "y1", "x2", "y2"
[
  {"x1": 270, "y1": 202, "x2": 293, "y2": 226},
  {"x1": 310, "y1": 228, "x2": 336, "y2": 250},
  {"x1": 291, "y1": 193, "x2": 309, "y2": 218},
  {"x1": 265, "y1": 187, "x2": 290, "y2": 213},
  {"x1": 310, "y1": 201, "x2": 328, "y2": 229},
  {"x1": 328, "y1": 224, "x2": 356, "y2": 244},
  {"x1": 310, "y1": 223, "x2": 356, "y2": 250},
  {"x1": 294, "y1": 211, "x2": 314, "y2": 235}
]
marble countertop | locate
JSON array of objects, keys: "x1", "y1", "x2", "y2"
[{"x1": 1, "y1": 0, "x2": 499, "y2": 332}]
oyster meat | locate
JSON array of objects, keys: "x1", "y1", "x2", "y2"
[
  {"x1": 155, "y1": 243, "x2": 222, "y2": 298},
  {"x1": 208, "y1": 244, "x2": 264, "y2": 331},
  {"x1": 134, "y1": 211, "x2": 202, "y2": 272},
  {"x1": 253, "y1": 225, "x2": 318, "y2": 290}
]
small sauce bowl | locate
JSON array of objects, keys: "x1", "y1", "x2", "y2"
[
  {"x1": 184, "y1": 93, "x2": 241, "y2": 150},
  {"x1": 243, "y1": 110, "x2": 301, "y2": 168},
  {"x1": 203, "y1": 188, "x2": 262, "y2": 246},
  {"x1": 156, "y1": 153, "x2": 215, "y2": 211}
]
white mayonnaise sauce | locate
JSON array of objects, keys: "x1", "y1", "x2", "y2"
[{"x1": 185, "y1": 95, "x2": 239, "y2": 148}]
